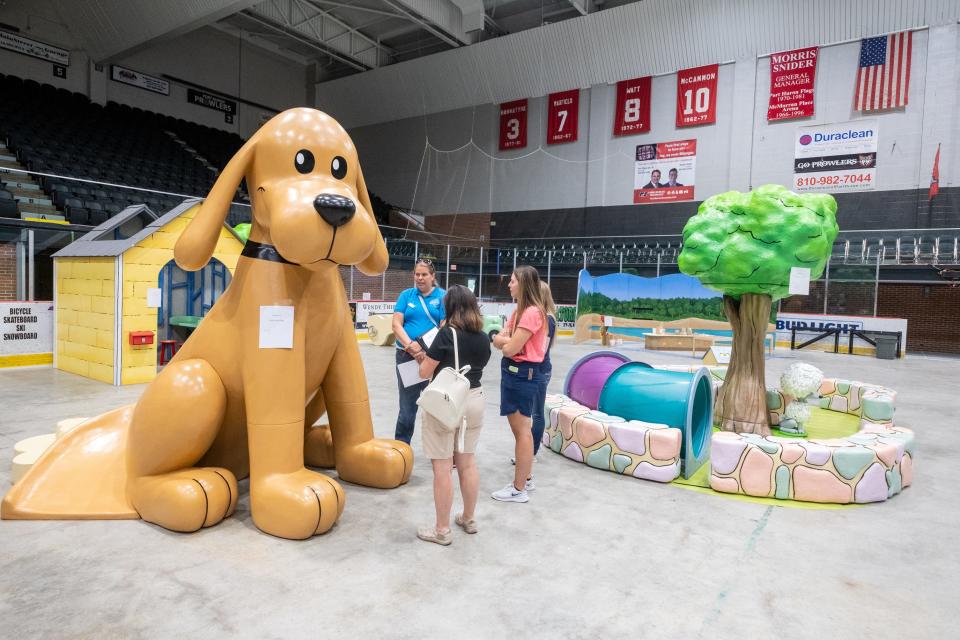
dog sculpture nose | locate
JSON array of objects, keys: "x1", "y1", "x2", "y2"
[{"x1": 314, "y1": 194, "x2": 356, "y2": 228}]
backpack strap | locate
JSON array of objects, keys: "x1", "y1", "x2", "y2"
[
  {"x1": 417, "y1": 293, "x2": 440, "y2": 328},
  {"x1": 451, "y1": 326, "x2": 459, "y2": 371}
]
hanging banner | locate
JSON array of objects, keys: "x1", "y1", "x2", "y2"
[
  {"x1": 0, "y1": 30, "x2": 69, "y2": 66},
  {"x1": 613, "y1": 77, "x2": 652, "y2": 136},
  {"x1": 768, "y1": 46, "x2": 818, "y2": 121},
  {"x1": 111, "y1": 65, "x2": 170, "y2": 95},
  {"x1": 676, "y1": 64, "x2": 718, "y2": 127},
  {"x1": 633, "y1": 140, "x2": 696, "y2": 204},
  {"x1": 546, "y1": 89, "x2": 579, "y2": 145},
  {"x1": 793, "y1": 119, "x2": 877, "y2": 192},
  {"x1": 499, "y1": 99, "x2": 528, "y2": 150}
]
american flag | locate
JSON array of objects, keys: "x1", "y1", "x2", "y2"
[{"x1": 855, "y1": 31, "x2": 912, "y2": 111}]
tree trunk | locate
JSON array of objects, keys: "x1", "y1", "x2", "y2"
[{"x1": 715, "y1": 293, "x2": 771, "y2": 436}]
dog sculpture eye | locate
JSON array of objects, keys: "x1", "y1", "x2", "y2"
[
  {"x1": 331, "y1": 156, "x2": 347, "y2": 180},
  {"x1": 295, "y1": 149, "x2": 315, "y2": 174}
]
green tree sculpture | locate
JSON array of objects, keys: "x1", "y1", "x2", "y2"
[{"x1": 678, "y1": 184, "x2": 838, "y2": 435}]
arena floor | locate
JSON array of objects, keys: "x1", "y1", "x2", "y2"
[{"x1": 1, "y1": 340, "x2": 956, "y2": 639}]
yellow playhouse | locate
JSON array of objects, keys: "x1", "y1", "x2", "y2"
[{"x1": 52, "y1": 200, "x2": 243, "y2": 385}]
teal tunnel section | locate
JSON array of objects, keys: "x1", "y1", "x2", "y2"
[
  {"x1": 560, "y1": 352, "x2": 713, "y2": 479},
  {"x1": 598, "y1": 364, "x2": 713, "y2": 479}
]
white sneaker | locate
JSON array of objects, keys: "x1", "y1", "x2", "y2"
[
  {"x1": 491, "y1": 484, "x2": 529, "y2": 503},
  {"x1": 525, "y1": 478, "x2": 536, "y2": 491}
]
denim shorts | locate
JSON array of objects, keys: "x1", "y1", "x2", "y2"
[{"x1": 500, "y1": 358, "x2": 541, "y2": 417}]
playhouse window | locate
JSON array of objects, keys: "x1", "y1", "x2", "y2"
[{"x1": 92, "y1": 209, "x2": 158, "y2": 241}]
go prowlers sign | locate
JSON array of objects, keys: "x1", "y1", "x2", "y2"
[{"x1": 188, "y1": 89, "x2": 237, "y2": 115}]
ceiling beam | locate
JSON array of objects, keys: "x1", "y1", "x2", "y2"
[
  {"x1": 380, "y1": 0, "x2": 469, "y2": 46},
  {"x1": 246, "y1": 0, "x2": 396, "y2": 69}
]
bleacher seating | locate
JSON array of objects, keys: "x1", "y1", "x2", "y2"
[{"x1": 0, "y1": 72, "x2": 249, "y2": 226}]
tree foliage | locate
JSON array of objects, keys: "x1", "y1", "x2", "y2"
[{"x1": 678, "y1": 184, "x2": 838, "y2": 300}]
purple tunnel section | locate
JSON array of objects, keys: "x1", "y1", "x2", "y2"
[{"x1": 562, "y1": 351, "x2": 645, "y2": 410}]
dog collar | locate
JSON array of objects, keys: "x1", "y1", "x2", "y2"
[{"x1": 241, "y1": 240, "x2": 297, "y2": 265}]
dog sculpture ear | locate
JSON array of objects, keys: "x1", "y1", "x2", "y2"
[
  {"x1": 355, "y1": 165, "x2": 389, "y2": 276},
  {"x1": 174, "y1": 137, "x2": 255, "y2": 271}
]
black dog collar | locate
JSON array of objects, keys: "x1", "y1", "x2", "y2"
[{"x1": 241, "y1": 239, "x2": 297, "y2": 265}]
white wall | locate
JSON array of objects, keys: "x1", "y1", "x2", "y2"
[
  {"x1": 0, "y1": 2, "x2": 307, "y2": 138},
  {"x1": 349, "y1": 24, "x2": 959, "y2": 216},
  {"x1": 0, "y1": 1, "x2": 89, "y2": 95},
  {"x1": 107, "y1": 26, "x2": 307, "y2": 137}
]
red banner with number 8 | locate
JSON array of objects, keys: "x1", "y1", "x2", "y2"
[
  {"x1": 613, "y1": 77, "x2": 651, "y2": 136},
  {"x1": 547, "y1": 89, "x2": 579, "y2": 145},
  {"x1": 499, "y1": 99, "x2": 528, "y2": 151},
  {"x1": 676, "y1": 64, "x2": 718, "y2": 127}
]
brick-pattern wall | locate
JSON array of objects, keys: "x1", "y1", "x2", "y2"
[
  {"x1": 0, "y1": 241, "x2": 16, "y2": 300},
  {"x1": 338, "y1": 265, "x2": 417, "y2": 300},
  {"x1": 57, "y1": 257, "x2": 116, "y2": 384},
  {"x1": 878, "y1": 283, "x2": 960, "y2": 354},
  {"x1": 385, "y1": 212, "x2": 491, "y2": 247},
  {"x1": 425, "y1": 213, "x2": 490, "y2": 246}
]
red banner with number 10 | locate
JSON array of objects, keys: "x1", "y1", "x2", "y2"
[{"x1": 676, "y1": 64, "x2": 718, "y2": 127}]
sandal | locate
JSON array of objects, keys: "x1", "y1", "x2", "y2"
[
  {"x1": 455, "y1": 513, "x2": 478, "y2": 534},
  {"x1": 417, "y1": 526, "x2": 452, "y2": 545}
]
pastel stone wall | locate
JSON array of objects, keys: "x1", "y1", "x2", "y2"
[
  {"x1": 544, "y1": 394, "x2": 682, "y2": 482},
  {"x1": 713, "y1": 378, "x2": 912, "y2": 504},
  {"x1": 56, "y1": 257, "x2": 116, "y2": 384},
  {"x1": 710, "y1": 426, "x2": 914, "y2": 504},
  {"x1": 768, "y1": 378, "x2": 897, "y2": 429}
]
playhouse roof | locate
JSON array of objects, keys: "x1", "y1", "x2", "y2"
[{"x1": 53, "y1": 199, "x2": 243, "y2": 258}]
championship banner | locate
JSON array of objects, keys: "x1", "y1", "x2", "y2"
[
  {"x1": 634, "y1": 140, "x2": 696, "y2": 204},
  {"x1": 547, "y1": 89, "x2": 579, "y2": 145},
  {"x1": 676, "y1": 64, "x2": 718, "y2": 127},
  {"x1": 768, "y1": 46, "x2": 818, "y2": 121},
  {"x1": 794, "y1": 119, "x2": 877, "y2": 192},
  {"x1": 111, "y1": 65, "x2": 170, "y2": 95},
  {"x1": 499, "y1": 99, "x2": 528, "y2": 150},
  {"x1": 613, "y1": 77, "x2": 652, "y2": 136}
]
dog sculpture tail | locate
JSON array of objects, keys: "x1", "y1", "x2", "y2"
[{"x1": 1, "y1": 405, "x2": 139, "y2": 520}]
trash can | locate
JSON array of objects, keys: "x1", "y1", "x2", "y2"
[{"x1": 874, "y1": 335, "x2": 898, "y2": 360}]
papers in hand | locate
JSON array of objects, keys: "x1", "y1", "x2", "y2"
[
  {"x1": 421, "y1": 327, "x2": 439, "y2": 348},
  {"x1": 397, "y1": 358, "x2": 428, "y2": 387}
]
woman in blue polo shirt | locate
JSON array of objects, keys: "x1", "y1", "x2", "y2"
[{"x1": 391, "y1": 258, "x2": 445, "y2": 444}]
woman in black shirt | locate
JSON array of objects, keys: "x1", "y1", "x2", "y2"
[{"x1": 416, "y1": 285, "x2": 491, "y2": 545}]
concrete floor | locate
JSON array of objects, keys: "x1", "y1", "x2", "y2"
[{"x1": 0, "y1": 339, "x2": 956, "y2": 639}]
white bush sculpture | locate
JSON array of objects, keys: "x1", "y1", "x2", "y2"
[{"x1": 778, "y1": 362, "x2": 824, "y2": 435}]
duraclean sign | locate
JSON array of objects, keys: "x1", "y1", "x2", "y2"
[{"x1": 188, "y1": 88, "x2": 237, "y2": 115}]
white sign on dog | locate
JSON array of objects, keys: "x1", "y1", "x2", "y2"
[{"x1": 259, "y1": 306, "x2": 294, "y2": 349}]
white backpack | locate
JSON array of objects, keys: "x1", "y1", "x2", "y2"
[{"x1": 417, "y1": 327, "x2": 472, "y2": 451}]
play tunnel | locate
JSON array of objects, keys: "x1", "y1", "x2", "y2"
[{"x1": 562, "y1": 352, "x2": 713, "y2": 478}]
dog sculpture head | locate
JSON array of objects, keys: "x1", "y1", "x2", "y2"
[{"x1": 174, "y1": 108, "x2": 388, "y2": 275}]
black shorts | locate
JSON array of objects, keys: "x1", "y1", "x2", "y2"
[{"x1": 499, "y1": 358, "x2": 542, "y2": 417}]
